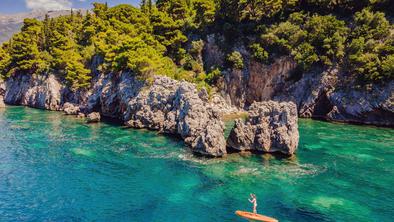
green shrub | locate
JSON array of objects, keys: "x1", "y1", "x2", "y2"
[
  {"x1": 206, "y1": 68, "x2": 222, "y2": 84},
  {"x1": 227, "y1": 51, "x2": 244, "y2": 69},
  {"x1": 347, "y1": 8, "x2": 393, "y2": 82},
  {"x1": 381, "y1": 54, "x2": 394, "y2": 79},
  {"x1": 262, "y1": 13, "x2": 348, "y2": 69},
  {"x1": 0, "y1": 46, "x2": 11, "y2": 78},
  {"x1": 250, "y1": 43, "x2": 269, "y2": 63}
]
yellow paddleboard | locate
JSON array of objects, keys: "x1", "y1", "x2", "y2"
[{"x1": 235, "y1": 210, "x2": 278, "y2": 222}]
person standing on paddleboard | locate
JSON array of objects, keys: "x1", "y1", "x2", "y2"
[{"x1": 248, "y1": 193, "x2": 257, "y2": 214}]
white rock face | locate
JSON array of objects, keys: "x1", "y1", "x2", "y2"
[
  {"x1": 227, "y1": 101, "x2": 299, "y2": 155},
  {"x1": 4, "y1": 74, "x2": 62, "y2": 110}
]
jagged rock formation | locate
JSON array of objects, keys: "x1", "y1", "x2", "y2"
[
  {"x1": 87, "y1": 73, "x2": 227, "y2": 156},
  {"x1": 222, "y1": 58, "x2": 297, "y2": 108},
  {"x1": 124, "y1": 77, "x2": 227, "y2": 156},
  {"x1": 86, "y1": 72, "x2": 144, "y2": 119},
  {"x1": 227, "y1": 101, "x2": 299, "y2": 155},
  {"x1": 275, "y1": 67, "x2": 339, "y2": 118},
  {"x1": 203, "y1": 34, "x2": 297, "y2": 108}
]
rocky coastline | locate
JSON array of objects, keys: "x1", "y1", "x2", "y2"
[
  {"x1": 1, "y1": 72, "x2": 300, "y2": 157},
  {"x1": 0, "y1": 56, "x2": 393, "y2": 156},
  {"x1": 1, "y1": 35, "x2": 393, "y2": 156}
]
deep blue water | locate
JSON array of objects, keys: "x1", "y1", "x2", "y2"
[{"x1": 0, "y1": 106, "x2": 393, "y2": 222}]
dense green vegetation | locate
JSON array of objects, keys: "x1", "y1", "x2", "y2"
[{"x1": 0, "y1": 0, "x2": 393, "y2": 89}]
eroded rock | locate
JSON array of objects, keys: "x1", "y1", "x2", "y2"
[
  {"x1": 86, "y1": 72, "x2": 143, "y2": 119},
  {"x1": 124, "y1": 76, "x2": 227, "y2": 157},
  {"x1": 227, "y1": 101, "x2": 299, "y2": 155}
]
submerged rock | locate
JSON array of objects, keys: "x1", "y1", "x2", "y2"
[
  {"x1": 87, "y1": 112, "x2": 101, "y2": 123},
  {"x1": 227, "y1": 101, "x2": 299, "y2": 155}
]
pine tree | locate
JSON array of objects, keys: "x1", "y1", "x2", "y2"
[
  {"x1": 141, "y1": 0, "x2": 147, "y2": 13},
  {"x1": 0, "y1": 46, "x2": 11, "y2": 78},
  {"x1": 147, "y1": 0, "x2": 153, "y2": 14}
]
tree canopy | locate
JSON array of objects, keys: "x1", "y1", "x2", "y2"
[{"x1": 0, "y1": 0, "x2": 392, "y2": 87}]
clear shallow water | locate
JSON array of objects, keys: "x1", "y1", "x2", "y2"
[{"x1": 0, "y1": 107, "x2": 393, "y2": 222}]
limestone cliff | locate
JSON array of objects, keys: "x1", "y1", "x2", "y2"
[
  {"x1": 203, "y1": 34, "x2": 394, "y2": 127},
  {"x1": 276, "y1": 67, "x2": 394, "y2": 127}
]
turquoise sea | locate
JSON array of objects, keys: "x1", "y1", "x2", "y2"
[{"x1": 0, "y1": 106, "x2": 393, "y2": 222}]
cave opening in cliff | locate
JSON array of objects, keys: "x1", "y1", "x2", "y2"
[{"x1": 312, "y1": 92, "x2": 334, "y2": 118}]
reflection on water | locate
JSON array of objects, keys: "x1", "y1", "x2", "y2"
[{"x1": 0, "y1": 106, "x2": 393, "y2": 222}]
